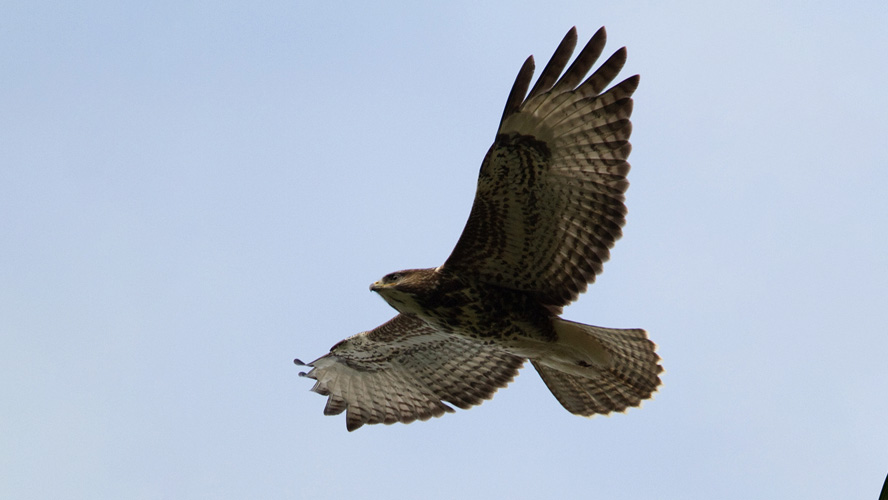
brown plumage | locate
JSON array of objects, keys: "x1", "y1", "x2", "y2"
[{"x1": 295, "y1": 27, "x2": 662, "y2": 431}]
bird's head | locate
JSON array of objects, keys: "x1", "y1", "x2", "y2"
[{"x1": 370, "y1": 268, "x2": 437, "y2": 315}]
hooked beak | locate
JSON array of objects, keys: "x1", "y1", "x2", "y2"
[{"x1": 369, "y1": 281, "x2": 383, "y2": 292}]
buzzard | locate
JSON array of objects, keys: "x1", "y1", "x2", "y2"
[{"x1": 295, "y1": 26, "x2": 662, "y2": 431}]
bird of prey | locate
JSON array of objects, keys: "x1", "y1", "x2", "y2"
[{"x1": 295, "y1": 26, "x2": 662, "y2": 431}]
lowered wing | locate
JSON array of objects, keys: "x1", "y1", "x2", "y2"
[{"x1": 296, "y1": 314, "x2": 525, "y2": 431}]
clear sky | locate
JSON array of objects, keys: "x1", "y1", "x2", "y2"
[{"x1": 2, "y1": 1, "x2": 886, "y2": 499}]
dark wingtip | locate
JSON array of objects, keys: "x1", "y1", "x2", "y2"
[
  {"x1": 612, "y1": 46, "x2": 628, "y2": 65},
  {"x1": 526, "y1": 26, "x2": 579, "y2": 100},
  {"x1": 295, "y1": 359, "x2": 312, "y2": 377},
  {"x1": 500, "y1": 55, "x2": 535, "y2": 125}
]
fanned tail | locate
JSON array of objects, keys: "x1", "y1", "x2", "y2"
[{"x1": 532, "y1": 318, "x2": 662, "y2": 416}]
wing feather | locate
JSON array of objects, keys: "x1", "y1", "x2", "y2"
[
  {"x1": 500, "y1": 57, "x2": 535, "y2": 124},
  {"x1": 443, "y1": 28, "x2": 638, "y2": 309},
  {"x1": 296, "y1": 314, "x2": 525, "y2": 431},
  {"x1": 551, "y1": 27, "x2": 607, "y2": 92},
  {"x1": 526, "y1": 27, "x2": 578, "y2": 103}
]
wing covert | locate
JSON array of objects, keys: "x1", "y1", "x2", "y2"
[
  {"x1": 295, "y1": 314, "x2": 525, "y2": 431},
  {"x1": 443, "y1": 27, "x2": 638, "y2": 309}
]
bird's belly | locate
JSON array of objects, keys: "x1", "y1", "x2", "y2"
[
  {"x1": 409, "y1": 276, "x2": 556, "y2": 343},
  {"x1": 417, "y1": 301, "x2": 555, "y2": 344}
]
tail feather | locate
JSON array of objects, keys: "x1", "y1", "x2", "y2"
[{"x1": 533, "y1": 318, "x2": 662, "y2": 416}]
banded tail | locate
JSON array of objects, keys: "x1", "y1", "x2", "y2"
[{"x1": 532, "y1": 318, "x2": 662, "y2": 416}]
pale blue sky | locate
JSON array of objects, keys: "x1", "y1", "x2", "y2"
[{"x1": 2, "y1": 1, "x2": 887, "y2": 499}]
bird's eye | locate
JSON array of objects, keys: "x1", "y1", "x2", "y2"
[{"x1": 387, "y1": 273, "x2": 401, "y2": 283}]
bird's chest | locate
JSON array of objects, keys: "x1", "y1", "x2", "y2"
[{"x1": 415, "y1": 280, "x2": 554, "y2": 342}]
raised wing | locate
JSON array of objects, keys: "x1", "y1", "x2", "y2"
[
  {"x1": 295, "y1": 314, "x2": 525, "y2": 431},
  {"x1": 443, "y1": 27, "x2": 638, "y2": 309}
]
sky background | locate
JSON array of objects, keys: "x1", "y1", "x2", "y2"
[{"x1": 2, "y1": 1, "x2": 887, "y2": 499}]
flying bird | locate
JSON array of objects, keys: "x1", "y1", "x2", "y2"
[{"x1": 295, "y1": 26, "x2": 662, "y2": 431}]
